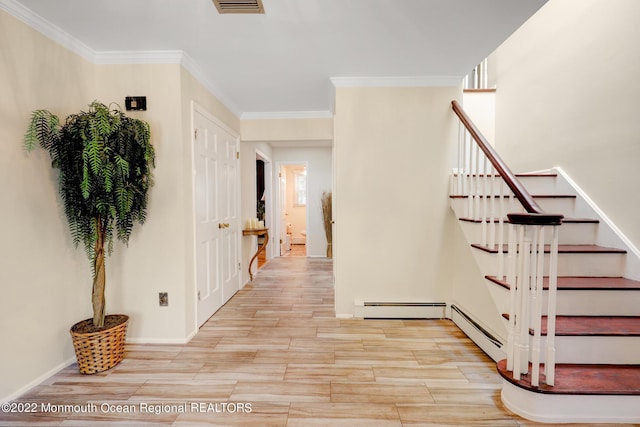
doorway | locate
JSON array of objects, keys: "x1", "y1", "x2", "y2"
[
  {"x1": 255, "y1": 153, "x2": 271, "y2": 268},
  {"x1": 279, "y1": 164, "x2": 307, "y2": 257}
]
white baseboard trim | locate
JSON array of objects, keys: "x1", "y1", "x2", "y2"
[
  {"x1": 126, "y1": 335, "x2": 194, "y2": 345},
  {"x1": 335, "y1": 313, "x2": 354, "y2": 319},
  {"x1": 501, "y1": 380, "x2": 640, "y2": 424},
  {"x1": 353, "y1": 301, "x2": 447, "y2": 319},
  {"x1": 450, "y1": 304, "x2": 505, "y2": 362},
  {"x1": 1, "y1": 356, "x2": 75, "y2": 404}
]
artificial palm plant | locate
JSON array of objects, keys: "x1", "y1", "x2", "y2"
[{"x1": 24, "y1": 101, "x2": 155, "y2": 330}]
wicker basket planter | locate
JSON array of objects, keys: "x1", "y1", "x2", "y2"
[{"x1": 70, "y1": 314, "x2": 128, "y2": 374}]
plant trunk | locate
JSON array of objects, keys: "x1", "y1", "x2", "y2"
[{"x1": 92, "y1": 217, "x2": 106, "y2": 327}]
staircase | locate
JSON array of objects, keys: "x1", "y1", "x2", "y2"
[{"x1": 449, "y1": 101, "x2": 640, "y2": 423}]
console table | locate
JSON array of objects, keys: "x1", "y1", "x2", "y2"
[{"x1": 242, "y1": 228, "x2": 269, "y2": 281}]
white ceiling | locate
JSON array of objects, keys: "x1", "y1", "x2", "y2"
[{"x1": 9, "y1": 0, "x2": 546, "y2": 117}]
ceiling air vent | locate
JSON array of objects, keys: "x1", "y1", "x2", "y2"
[{"x1": 213, "y1": 0, "x2": 264, "y2": 14}]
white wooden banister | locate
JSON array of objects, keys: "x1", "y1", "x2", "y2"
[{"x1": 451, "y1": 100, "x2": 563, "y2": 388}]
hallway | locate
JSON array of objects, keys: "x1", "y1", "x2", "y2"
[{"x1": 1, "y1": 257, "x2": 589, "y2": 426}]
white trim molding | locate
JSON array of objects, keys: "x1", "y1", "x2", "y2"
[
  {"x1": 0, "y1": 0, "x2": 243, "y2": 119},
  {"x1": 241, "y1": 111, "x2": 333, "y2": 120},
  {"x1": 0, "y1": 356, "x2": 75, "y2": 404},
  {"x1": 330, "y1": 75, "x2": 462, "y2": 88},
  {"x1": 93, "y1": 50, "x2": 184, "y2": 65},
  {"x1": 554, "y1": 166, "x2": 640, "y2": 279},
  {"x1": 0, "y1": 0, "x2": 94, "y2": 61}
]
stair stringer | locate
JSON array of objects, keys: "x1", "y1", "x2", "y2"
[
  {"x1": 553, "y1": 166, "x2": 640, "y2": 280},
  {"x1": 449, "y1": 194, "x2": 523, "y2": 345},
  {"x1": 448, "y1": 212, "x2": 507, "y2": 360}
]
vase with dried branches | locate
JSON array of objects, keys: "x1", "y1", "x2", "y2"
[{"x1": 321, "y1": 191, "x2": 332, "y2": 258}]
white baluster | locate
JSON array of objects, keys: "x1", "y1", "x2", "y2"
[
  {"x1": 519, "y1": 226, "x2": 532, "y2": 376},
  {"x1": 497, "y1": 179, "x2": 505, "y2": 279},
  {"x1": 512, "y1": 225, "x2": 527, "y2": 379},
  {"x1": 530, "y1": 226, "x2": 545, "y2": 386},
  {"x1": 464, "y1": 128, "x2": 473, "y2": 202},
  {"x1": 483, "y1": 58, "x2": 488, "y2": 89},
  {"x1": 506, "y1": 222, "x2": 517, "y2": 372},
  {"x1": 459, "y1": 124, "x2": 464, "y2": 197},
  {"x1": 474, "y1": 144, "x2": 481, "y2": 221},
  {"x1": 488, "y1": 166, "x2": 496, "y2": 250},
  {"x1": 468, "y1": 140, "x2": 476, "y2": 219},
  {"x1": 545, "y1": 226, "x2": 560, "y2": 386},
  {"x1": 481, "y1": 156, "x2": 488, "y2": 246}
]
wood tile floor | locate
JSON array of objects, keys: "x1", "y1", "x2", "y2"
[{"x1": 1, "y1": 257, "x2": 633, "y2": 426}]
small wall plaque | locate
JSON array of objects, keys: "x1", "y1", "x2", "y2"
[{"x1": 125, "y1": 96, "x2": 147, "y2": 111}]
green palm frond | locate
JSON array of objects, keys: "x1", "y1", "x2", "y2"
[{"x1": 24, "y1": 109, "x2": 60, "y2": 152}]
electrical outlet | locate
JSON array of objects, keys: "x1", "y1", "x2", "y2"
[{"x1": 159, "y1": 292, "x2": 168, "y2": 307}]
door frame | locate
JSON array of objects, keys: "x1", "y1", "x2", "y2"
[
  {"x1": 275, "y1": 161, "x2": 309, "y2": 258},
  {"x1": 255, "y1": 149, "x2": 274, "y2": 260},
  {"x1": 190, "y1": 101, "x2": 241, "y2": 330}
]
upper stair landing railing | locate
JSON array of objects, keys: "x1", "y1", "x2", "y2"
[
  {"x1": 464, "y1": 58, "x2": 491, "y2": 90},
  {"x1": 450, "y1": 100, "x2": 563, "y2": 387}
]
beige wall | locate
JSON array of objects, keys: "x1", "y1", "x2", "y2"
[
  {"x1": 492, "y1": 0, "x2": 640, "y2": 248},
  {"x1": 0, "y1": 8, "x2": 244, "y2": 401},
  {"x1": 333, "y1": 86, "x2": 459, "y2": 316},
  {"x1": 0, "y1": 9, "x2": 98, "y2": 401},
  {"x1": 92, "y1": 64, "x2": 187, "y2": 342},
  {"x1": 241, "y1": 117, "x2": 332, "y2": 143}
]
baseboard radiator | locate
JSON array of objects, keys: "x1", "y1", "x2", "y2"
[
  {"x1": 450, "y1": 304, "x2": 505, "y2": 362},
  {"x1": 353, "y1": 301, "x2": 447, "y2": 319}
]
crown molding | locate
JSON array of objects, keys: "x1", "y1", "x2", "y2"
[
  {"x1": 0, "y1": 0, "x2": 94, "y2": 61},
  {"x1": 330, "y1": 75, "x2": 462, "y2": 88},
  {"x1": 241, "y1": 110, "x2": 333, "y2": 120},
  {"x1": 93, "y1": 50, "x2": 184, "y2": 65},
  {"x1": 0, "y1": 0, "x2": 242, "y2": 119}
]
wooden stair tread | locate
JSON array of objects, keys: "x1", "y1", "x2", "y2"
[
  {"x1": 451, "y1": 194, "x2": 575, "y2": 199},
  {"x1": 497, "y1": 359, "x2": 640, "y2": 395},
  {"x1": 486, "y1": 275, "x2": 640, "y2": 291},
  {"x1": 501, "y1": 313, "x2": 640, "y2": 336},
  {"x1": 471, "y1": 243, "x2": 626, "y2": 254},
  {"x1": 459, "y1": 217, "x2": 598, "y2": 224},
  {"x1": 451, "y1": 172, "x2": 557, "y2": 177}
]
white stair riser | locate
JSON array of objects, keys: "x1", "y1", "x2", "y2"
[
  {"x1": 450, "y1": 197, "x2": 577, "y2": 220},
  {"x1": 458, "y1": 221, "x2": 598, "y2": 245},
  {"x1": 472, "y1": 250, "x2": 626, "y2": 278},
  {"x1": 519, "y1": 176, "x2": 561, "y2": 195},
  {"x1": 536, "y1": 336, "x2": 640, "y2": 364},
  {"x1": 554, "y1": 290, "x2": 640, "y2": 316},
  {"x1": 534, "y1": 198, "x2": 576, "y2": 216},
  {"x1": 453, "y1": 175, "x2": 560, "y2": 196},
  {"x1": 489, "y1": 285, "x2": 640, "y2": 316}
]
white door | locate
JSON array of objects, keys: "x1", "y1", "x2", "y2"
[
  {"x1": 279, "y1": 165, "x2": 288, "y2": 255},
  {"x1": 219, "y1": 128, "x2": 240, "y2": 303},
  {"x1": 193, "y1": 108, "x2": 240, "y2": 327}
]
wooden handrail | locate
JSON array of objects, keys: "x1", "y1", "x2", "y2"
[{"x1": 451, "y1": 100, "x2": 563, "y2": 225}]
